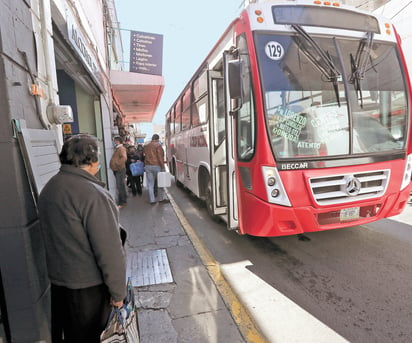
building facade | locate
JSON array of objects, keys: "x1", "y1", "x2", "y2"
[{"x1": 0, "y1": 0, "x2": 163, "y2": 341}]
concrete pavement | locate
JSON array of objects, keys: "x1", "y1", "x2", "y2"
[{"x1": 119, "y1": 188, "x2": 257, "y2": 343}]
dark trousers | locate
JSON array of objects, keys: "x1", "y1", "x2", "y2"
[
  {"x1": 114, "y1": 169, "x2": 127, "y2": 205},
  {"x1": 51, "y1": 283, "x2": 111, "y2": 343},
  {"x1": 127, "y1": 171, "x2": 142, "y2": 196}
]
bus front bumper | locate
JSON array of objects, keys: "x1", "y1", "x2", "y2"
[{"x1": 239, "y1": 189, "x2": 410, "y2": 237}]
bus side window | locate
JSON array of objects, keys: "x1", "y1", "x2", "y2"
[
  {"x1": 236, "y1": 34, "x2": 256, "y2": 161},
  {"x1": 212, "y1": 78, "x2": 225, "y2": 146},
  {"x1": 192, "y1": 72, "x2": 208, "y2": 127},
  {"x1": 175, "y1": 99, "x2": 182, "y2": 134},
  {"x1": 171, "y1": 106, "x2": 175, "y2": 135},
  {"x1": 192, "y1": 100, "x2": 200, "y2": 127},
  {"x1": 182, "y1": 88, "x2": 191, "y2": 131}
]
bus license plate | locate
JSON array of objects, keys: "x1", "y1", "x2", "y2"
[{"x1": 340, "y1": 207, "x2": 360, "y2": 222}]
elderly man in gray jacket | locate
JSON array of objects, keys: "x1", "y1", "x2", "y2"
[{"x1": 38, "y1": 134, "x2": 126, "y2": 343}]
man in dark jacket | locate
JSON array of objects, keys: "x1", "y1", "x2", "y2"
[{"x1": 38, "y1": 134, "x2": 126, "y2": 343}]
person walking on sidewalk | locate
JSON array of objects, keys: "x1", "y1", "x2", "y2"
[
  {"x1": 126, "y1": 145, "x2": 144, "y2": 196},
  {"x1": 110, "y1": 135, "x2": 128, "y2": 208},
  {"x1": 144, "y1": 133, "x2": 169, "y2": 204},
  {"x1": 136, "y1": 143, "x2": 145, "y2": 191},
  {"x1": 37, "y1": 134, "x2": 126, "y2": 343}
]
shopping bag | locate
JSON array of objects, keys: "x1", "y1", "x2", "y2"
[
  {"x1": 157, "y1": 171, "x2": 171, "y2": 187},
  {"x1": 100, "y1": 279, "x2": 139, "y2": 343},
  {"x1": 129, "y1": 161, "x2": 144, "y2": 176},
  {"x1": 142, "y1": 172, "x2": 147, "y2": 188}
]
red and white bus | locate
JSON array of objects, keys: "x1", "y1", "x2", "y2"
[{"x1": 165, "y1": 0, "x2": 412, "y2": 237}]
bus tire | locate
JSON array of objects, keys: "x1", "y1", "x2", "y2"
[
  {"x1": 205, "y1": 177, "x2": 220, "y2": 223},
  {"x1": 173, "y1": 160, "x2": 183, "y2": 188},
  {"x1": 171, "y1": 159, "x2": 176, "y2": 176},
  {"x1": 205, "y1": 177, "x2": 213, "y2": 217}
]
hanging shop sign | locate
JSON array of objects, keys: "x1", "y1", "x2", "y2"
[
  {"x1": 130, "y1": 31, "x2": 163, "y2": 75},
  {"x1": 66, "y1": 13, "x2": 105, "y2": 91}
]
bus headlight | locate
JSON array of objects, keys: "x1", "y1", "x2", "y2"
[
  {"x1": 267, "y1": 176, "x2": 276, "y2": 187},
  {"x1": 401, "y1": 153, "x2": 412, "y2": 190},
  {"x1": 271, "y1": 189, "x2": 280, "y2": 197},
  {"x1": 262, "y1": 166, "x2": 291, "y2": 206}
]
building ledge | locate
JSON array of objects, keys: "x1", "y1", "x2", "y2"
[{"x1": 110, "y1": 70, "x2": 164, "y2": 123}]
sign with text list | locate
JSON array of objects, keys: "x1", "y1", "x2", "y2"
[{"x1": 130, "y1": 31, "x2": 163, "y2": 75}]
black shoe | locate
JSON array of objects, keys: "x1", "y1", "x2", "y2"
[{"x1": 159, "y1": 199, "x2": 170, "y2": 204}]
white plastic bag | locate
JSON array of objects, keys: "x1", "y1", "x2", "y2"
[
  {"x1": 157, "y1": 171, "x2": 171, "y2": 187},
  {"x1": 142, "y1": 172, "x2": 147, "y2": 188}
]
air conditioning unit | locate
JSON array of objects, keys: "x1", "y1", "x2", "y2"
[{"x1": 47, "y1": 104, "x2": 74, "y2": 124}]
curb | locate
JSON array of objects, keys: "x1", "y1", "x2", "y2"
[{"x1": 166, "y1": 189, "x2": 268, "y2": 343}]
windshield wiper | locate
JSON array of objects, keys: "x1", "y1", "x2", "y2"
[
  {"x1": 349, "y1": 32, "x2": 374, "y2": 108},
  {"x1": 291, "y1": 24, "x2": 341, "y2": 105}
]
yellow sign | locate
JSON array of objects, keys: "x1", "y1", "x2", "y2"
[{"x1": 63, "y1": 124, "x2": 72, "y2": 134}]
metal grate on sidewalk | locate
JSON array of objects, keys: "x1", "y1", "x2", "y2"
[{"x1": 127, "y1": 249, "x2": 174, "y2": 287}]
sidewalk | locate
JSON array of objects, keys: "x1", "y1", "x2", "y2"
[{"x1": 119, "y1": 189, "x2": 248, "y2": 343}]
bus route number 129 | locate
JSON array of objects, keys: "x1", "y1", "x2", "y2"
[{"x1": 265, "y1": 41, "x2": 284, "y2": 61}]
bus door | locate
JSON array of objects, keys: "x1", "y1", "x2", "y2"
[
  {"x1": 223, "y1": 51, "x2": 240, "y2": 231},
  {"x1": 208, "y1": 70, "x2": 229, "y2": 219},
  {"x1": 224, "y1": 40, "x2": 257, "y2": 233}
]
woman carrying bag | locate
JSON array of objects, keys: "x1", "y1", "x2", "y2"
[
  {"x1": 38, "y1": 134, "x2": 126, "y2": 343},
  {"x1": 126, "y1": 145, "x2": 144, "y2": 196}
]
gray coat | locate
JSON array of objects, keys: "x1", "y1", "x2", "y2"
[{"x1": 38, "y1": 165, "x2": 126, "y2": 301}]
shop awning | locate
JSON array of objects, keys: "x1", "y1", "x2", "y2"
[{"x1": 110, "y1": 70, "x2": 164, "y2": 123}]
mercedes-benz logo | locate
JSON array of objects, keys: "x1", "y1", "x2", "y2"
[{"x1": 344, "y1": 175, "x2": 362, "y2": 196}]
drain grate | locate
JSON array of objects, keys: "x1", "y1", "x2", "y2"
[{"x1": 127, "y1": 249, "x2": 173, "y2": 287}]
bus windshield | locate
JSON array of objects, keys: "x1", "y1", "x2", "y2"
[{"x1": 255, "y1": 32, "x2": 408, "y2": 159}]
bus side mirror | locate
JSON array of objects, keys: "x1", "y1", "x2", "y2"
[{"x1": 228, "y1": 60, "x2": 242, "y2": 100}]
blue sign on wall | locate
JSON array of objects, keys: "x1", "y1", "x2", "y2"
[{"x1": 130, "y1": 31, "x2": 163, "y2": 75}]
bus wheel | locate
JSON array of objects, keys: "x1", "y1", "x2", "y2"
[
  {"x1": 173, "y1": 160, "x2": 183, "y2": 188},
  {"x1": 205, "y1": 178, "x2": 213, "y2": 216},
  {"x1": 171, "y1": 160, "x2": 176, "y2": 176}
]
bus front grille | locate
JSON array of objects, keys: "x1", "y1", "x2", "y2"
[{"x1": 309, "y1": 169, "x2": 390, "y2": 205}]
